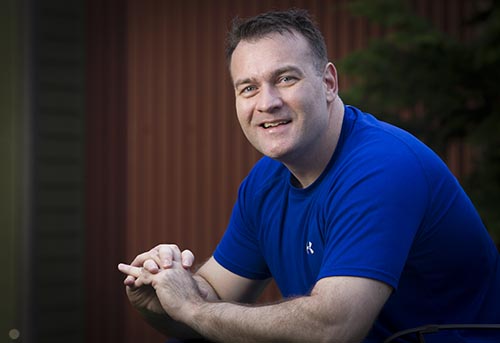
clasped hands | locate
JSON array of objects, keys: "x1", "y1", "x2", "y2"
[{"x1": 118, "y1": 244, "x2": 207, "y2": 322}]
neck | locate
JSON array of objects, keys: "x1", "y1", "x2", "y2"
[{"x1": 285, "y1": 98, "x2": 344, "y2": 188}]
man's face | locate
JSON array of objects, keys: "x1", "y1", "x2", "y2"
[{"x1": 230, "y1": 31, "x2": 335, "y2": 164}]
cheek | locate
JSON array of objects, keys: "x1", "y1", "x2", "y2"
[{"x1": 235, "y1": 100, "x2": 253, "y2": 124}]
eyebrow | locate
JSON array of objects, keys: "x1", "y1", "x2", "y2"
[
  {"x1": 233, "y1": 65, "x2": 304, "y2": 89},
  {"x1": 234, "y1": 77, "x2": 255, "y2": 90}
]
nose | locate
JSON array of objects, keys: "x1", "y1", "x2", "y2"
[{"x1": 256, "y1": 84, "x2": 283, "y2": 113}]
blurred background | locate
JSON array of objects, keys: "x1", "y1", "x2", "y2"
[{"x1": 1, "y1": 0, "x2": 498, "y2": 342}]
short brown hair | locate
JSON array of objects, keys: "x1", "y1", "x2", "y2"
[{"x1": 225, "y1": 9, "x2": 328, "y2": 73}]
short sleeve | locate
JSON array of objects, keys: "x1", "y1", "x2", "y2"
[
  {"x1": 317, "y1": 138, "x2": 429, "y2": 289},
  {"x1": 214, "y1": 176, "x2": 271, "y2": 280}
]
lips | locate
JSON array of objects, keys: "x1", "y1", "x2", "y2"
[{"x1": 261, "y1": 120, "x2": 291, "y2": 129}]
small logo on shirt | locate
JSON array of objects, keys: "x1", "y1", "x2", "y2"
[{"x1": 306, "y1": 241, "x2": 315, "y2": 255}]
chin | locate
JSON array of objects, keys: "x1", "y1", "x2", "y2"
[
  {"x1": 262, "y1": 149, "x2": 292, "y2": 162},
  {"x1": 253, "y1": 141, "x2": 294, "y2": 161}
]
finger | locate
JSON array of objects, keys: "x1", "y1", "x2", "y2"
[
  {"x1": 181, "y1": 249, "x2": 195, "y2": 268},
  {"x1": 118, "y1": 263, "x2": 142, "y2": 278},
  {"x1": 143, "y1": 259, "x2": 159, "y2": 273},
  {"x1": 133, "y1": 274, "x2": 148, "y2": 288},
  {"x1": 130, "y1": 251, "x2": 160, "y2": 268},
  {"x1": 158, "y1": 244, "x2": 182, "y2": 268},
  {"x1": 134, "y1": 268, "x2": 156, "y2": 288},
  {"x1": 119, "y1": 265, "x2": 153, "y2": 288},
  {"x1": 131, "y1": 249, "x2": 165, "y2": 275},
  {"x1": 124, "y1": 275, "x2": 136, "y2": 286}
]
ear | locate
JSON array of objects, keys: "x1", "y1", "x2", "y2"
[{"x1": 323, "y1": 62, "x2": 338, "y2": 103}]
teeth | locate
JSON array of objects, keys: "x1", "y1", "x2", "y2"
[{"x1": 263, "y1": 121, "x2": 288, "y2": 128}]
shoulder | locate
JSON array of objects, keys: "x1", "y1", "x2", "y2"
[
  {"x1": 339, "y1": 106, "x2": 448, "y2": 181},
  {"x1": 323, "y1": 105, "x2": 460, "y2": 225},
  {"x1": 320, "y1": 106, "x2": 443, "y2": 217}
]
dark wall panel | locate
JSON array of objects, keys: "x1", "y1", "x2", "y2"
[
  {"x1": 31, "y1": 0, "x2": 86, "y2": 342},
  {"x1": 85, "y1": 0, "x2": 127, "y2": 342}
]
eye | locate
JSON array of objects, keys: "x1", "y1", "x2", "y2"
[
  {"x1": 239, "y1": 85, "x2": 257, "y2": 97},
  {"x1": 243, "y1": 85, "x2": 256, "y2": 93},
  {"x1": 278, "y1": 75, "x2": 298, "y2": 85}
]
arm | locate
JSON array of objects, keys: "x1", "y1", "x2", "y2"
[
  {"x1": 196, "y1": 257, "x2": 271, "y2": 303},
  {"x1": 118, "y1": 247, "x2": 270, "y2": 338},
  {"x1": 148, "y1": 259, "x2": 392, "y2": 343}
]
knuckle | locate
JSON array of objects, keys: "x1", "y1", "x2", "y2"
[
  {"x1": 144, "y1": 259, "x2": 157, "y2": 268},
  {"x1": 168, "y1": 244, "x2": 180, "y2": 252}
]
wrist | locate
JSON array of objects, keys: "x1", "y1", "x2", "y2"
[
  {"x1": 138, "y1": 305, "x2": 205, "y2": 339},
  {"x1": 182, "y1": 300, "x2": 211, "y2": 337},
  {"x1": 176, "y1": 294, "x2": 206, "y2": 324}
]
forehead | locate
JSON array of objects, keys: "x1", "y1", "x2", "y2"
[{"x1": 230, "y1": 31, "x2": 314, "y2": 82}]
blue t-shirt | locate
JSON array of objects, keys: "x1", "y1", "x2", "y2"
[{"x1": 214, "y1": 105, "x2": 500, "y2": 342}]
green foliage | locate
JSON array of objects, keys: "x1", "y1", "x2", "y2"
[{"x1": 339, "y1": 0, "x2": 500, "y2": 244}]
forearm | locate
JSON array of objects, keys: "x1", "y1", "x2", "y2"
[
  {"x1": 147, "y1": 263, "x2": 388, "y2": 342},
  {"x1": 185, "y1": 295, "x2": 363, "y2": 343},
  {"x1": 137, "y1": 273, "x2": 220, "y2": 339}
]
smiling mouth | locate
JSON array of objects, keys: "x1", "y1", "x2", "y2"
[{"x1": 261, "y1": 120, "x2": 291, "y2": 129}]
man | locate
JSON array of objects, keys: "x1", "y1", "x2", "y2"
[{"x1": 118, "y1": 9, "x2": 500, "y2": 342}]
